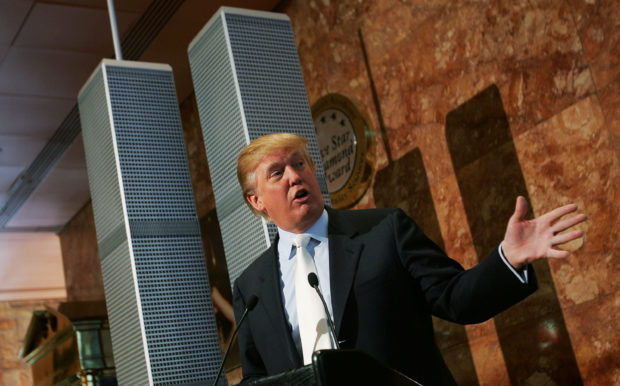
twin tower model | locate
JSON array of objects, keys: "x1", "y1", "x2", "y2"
[{"x1": 77, "y1": 7, "x2": 330, "y2": 385}]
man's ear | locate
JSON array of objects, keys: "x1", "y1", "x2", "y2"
[{"x1": 246, "y1": 192, "x2": 265, "y2": 212}]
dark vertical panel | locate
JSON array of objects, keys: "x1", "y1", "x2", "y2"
[
  {"x1": 375, "y1": 149, "x2": 444, "y2": 249},
  {"x1": 374, "y1": 148, "x2": 479, "y2": 386},
  {"x1": 200, "y1": 209, "x2": 239, "y2": 371},
  {"x1": 446, "y1": 84, "x2": 582, "y2": 384}
]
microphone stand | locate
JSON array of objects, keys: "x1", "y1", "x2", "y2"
[{"x1": 307, "y1": 273, "x2": 340, "y2": 349}]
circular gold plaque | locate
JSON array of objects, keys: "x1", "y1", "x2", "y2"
[{"x1": 312, "y1": 93, "x2": 375, "y2": 209}]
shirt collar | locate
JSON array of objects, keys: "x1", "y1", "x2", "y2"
[{"x1": 277, "y1": 209, "x2": 328, "y2": 260}]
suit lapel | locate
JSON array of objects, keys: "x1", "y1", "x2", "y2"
[
  {"x1": 327, "y1": 208, "x2": 363, "y2": 335},
  {"x1": 254, "y1": 210, "x2": 363, "y2": 366},
  {"x1": 256, "y1": 239, "x2": 302, "y2": 367}
]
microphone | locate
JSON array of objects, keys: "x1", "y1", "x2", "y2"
[
  {"x1": 307, "y1": 273, "x2": 340, "y2": 350},
  {"x1": 212, "y1": 295, "x2": 258, "y2": 386}
]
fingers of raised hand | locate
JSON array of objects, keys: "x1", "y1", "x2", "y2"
[
  {"x1": 546, "y1": 248, "x2": 571, "y2": 259},
  {"x1": 513, "y1": 196, "x2": 529, "y2": 221},
  {"x1": 552, "y1": 229, "x2": 584, "y2": 246},
  {"x1": 543, "y1": 203, "x2": 579, "y2": 224},
  {"x1": 551, "y1": 213, "x2": 587, "y2": 234}
]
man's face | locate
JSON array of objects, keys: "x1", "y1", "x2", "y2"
[{"x1": 247, "y1": 148, "x2": 324, "y2": 233}]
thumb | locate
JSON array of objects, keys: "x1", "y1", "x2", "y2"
[{"x1": 512, "y1": 196, "x2": 528, "y2": 222}]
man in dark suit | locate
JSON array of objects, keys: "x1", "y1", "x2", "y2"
[{"x1": 232, "y1": 133, "x2": 586, "y2": 385}]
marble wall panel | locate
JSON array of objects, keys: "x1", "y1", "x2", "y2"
[
  {"x1": 445, "y1": 84, "x2": 582, "y2": 382},
  {"x1": 179, "y1": 94, "x2": 215, "y2": 218},
  {"x1": 0, "y1": 328, "x2": 21, "y2": 368},
  {"x1": 437, "y1": 338, "x2": 479, "y2": 386},
  {"x1": 430, "y1": 173, "x2": 478, "y2": 269},
  {"x1": 283, "y1": 0, "x2": 332, "y2": 105},
  {"x1": 561, "y1": 291, "x2": 620, "y2": 385},
  {"x1": 514, "y1": 95, "x2": 619, "y2": 382},
  {"x1": 353, "y1": 0, "x2": 595, "y2": 167},
  {"x1": 466, "y1": 322, "x2": 510, "y2": 385},
  {"x1": 514, "y1": 96, "x2": 618, "y2": 287},
  {"x1": 498, "y1": 307, "x2": 582, "y2": 383},
  {"x1": 362, "y1": 0, "x2": 584, "y2": 83},
  {"x1": 430, "y1": 142, "x2": 507, "y2": 384},
  {"x1": 0, "y1": 300, "x2": 60, "y2": 386},
  {"x1": 58, "y1": 202, "x2": 104, "y2": 302},
  {"x1": 286, "y1": 0, "x2": 390, "y2": 173},
  {"x1": 568, "y1": 0, "x2": 620, "y2": 90},
  {"x1": 498, "y1": 53, "x2": 595, "y2": 136},
  {"x1": 374, "y1": 147, "x2": 444, "y2": 247},
  {"x1": 407, "y1": 123, "x2": 453, "y2": 188},
  {"x1": 598, "y1": 74, "x2": 620, "y2": 162}
]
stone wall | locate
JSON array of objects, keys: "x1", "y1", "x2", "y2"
[{"x1": 0, "y1": 300, "x2": 60, "y2": 386}]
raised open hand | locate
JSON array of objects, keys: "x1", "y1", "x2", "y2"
[{"x1": 502, "y1": 196, "x2": 586, "y2": 270}]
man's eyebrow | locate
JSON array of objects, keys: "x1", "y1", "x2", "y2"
[
  {"x1": 264, "y1": 160, "x2": 283, "y2": 174},
  {"x1": 289, "y1": 151, "x2": 304, "y2": 160},
  {"x1": 262, "y1": 151, "x2": 303, "y2": 174}
]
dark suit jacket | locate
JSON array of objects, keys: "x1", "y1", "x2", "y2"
[{"x1": 233, "y1": 207, "x2": 538, "y2": 385}]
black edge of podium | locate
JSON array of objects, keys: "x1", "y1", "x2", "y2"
[{"x1": 243, "y1": 350, "x2": 421, "y2": 386}]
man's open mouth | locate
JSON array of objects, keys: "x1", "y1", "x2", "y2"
[{"x1": 294, "y1": 190, "x2": 308, "y2": 199}]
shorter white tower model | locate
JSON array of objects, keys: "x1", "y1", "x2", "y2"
[{"x1": 78, "y1": 60, "x2": 223, "y2": 385}]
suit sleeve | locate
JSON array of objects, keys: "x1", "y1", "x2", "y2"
[
  {"x1": 391, "y1": 209, "x2": 538, "y2": 324},
  {"x1": 233, "y1": 279, "x2": 267, "y2": 381}
]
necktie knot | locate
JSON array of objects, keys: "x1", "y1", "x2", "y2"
[{"x1": 293, "y1": 234, "x2": 311, "y2": 249}]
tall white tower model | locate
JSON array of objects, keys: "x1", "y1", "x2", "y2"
[
  {"x1": 78, "y1": 60, "x2": 223, "y2": 385},
  {"x1": 188, "y1": 7, "x2": 330, "y2": 285}
]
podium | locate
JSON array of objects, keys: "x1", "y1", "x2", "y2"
[{"x1": 244, "y1": 350, "x2": 422, "y2": 386}]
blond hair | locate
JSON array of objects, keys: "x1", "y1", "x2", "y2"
[{"x1": 237, "y1": 133, "x2": 316, "y2": 218}]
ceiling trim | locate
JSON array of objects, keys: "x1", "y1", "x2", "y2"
[
  {"x1": 0, "y1": 0, "x2": 187, "y2": 231},
  {"x1": 0, "y1": 106, "x2": 80, "y2": 229}
]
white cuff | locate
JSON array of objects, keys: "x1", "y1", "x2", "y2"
[{"x1": 498, "y1": 242, "x2": 528, "y2": 284}]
